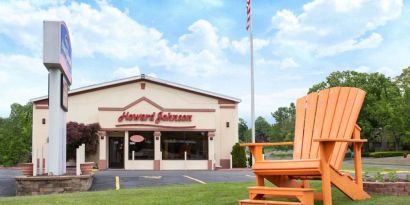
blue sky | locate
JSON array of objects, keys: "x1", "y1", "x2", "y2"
[{"x1": 0, "y1": 0, "x2": 409, "y2": 124}]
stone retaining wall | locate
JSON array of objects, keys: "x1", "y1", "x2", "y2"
[
  {"x1": 363, "y1": 182, "x2": 410, "y2": 196},
  {"x1": 15, "y1": 174, "x2": 94, "y2": 196}
]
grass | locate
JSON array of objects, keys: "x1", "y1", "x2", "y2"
[
  {"x1": 341, "y1": 164, "x2": 409, "y2": 173},
  {"x1": 1, "y1": 181, "x2": 409, "y2": 205},
  {"x1": 360, "y1": 156, "x2": 410, "y2": 166}
]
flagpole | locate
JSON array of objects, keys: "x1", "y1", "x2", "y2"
[{"x1": 249, "y1": 2, "x2": 255, "y2": 145}]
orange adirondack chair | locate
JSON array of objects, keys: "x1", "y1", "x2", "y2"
[{"x1": 240, "y1": 87, "x2": 370, "y2": 205}]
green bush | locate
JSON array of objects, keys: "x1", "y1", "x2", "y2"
[
  {"x1": 269, "y1": 153, "x2": 293, "y2": 158},
  {"x1": 362, "y1": 152, "x2": 370, "y2": 157},
  {"x1": 374, "y1": 172, "x2": 385, "y2": 182},
  {"x1": 387, "y1": 171, "x2": 399, "y2": 182},
  {"x1": 231, "y1": 143, "x2": 247, "y2": 168},
  {"x1": 368, "y1": 151, "x2": 408, "y2": 158}
]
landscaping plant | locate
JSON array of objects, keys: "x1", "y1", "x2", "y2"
[
  {"x1": 231, "y1": 143, "x2": 247, "y2": 168},
  {"x1": 66, "y1": 122, "x2": 100, "y2": 160},
  {"x1": 387, "y1": 171, "x2": 399, "y2": 182},
  {"x1": 374, "y1": 172, "x2": 385, "y2": 182}
]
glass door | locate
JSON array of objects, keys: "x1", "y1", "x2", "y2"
[{"x1": 109, "y1": 137, "x2": 124, "y2": 168}]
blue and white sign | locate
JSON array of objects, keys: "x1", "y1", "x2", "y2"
[
  {"x1": 43, "y1": 21, "x2": 72, "y2": 85},
  {"x1": 59, "y1": 23, "x2": 72, "y2": 84}
]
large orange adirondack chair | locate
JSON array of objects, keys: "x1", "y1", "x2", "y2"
[{"x1": 241, "y1": 87, "x2": 370, "y2": 205}]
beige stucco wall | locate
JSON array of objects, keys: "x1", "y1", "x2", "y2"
[{"x1": 32, "y1": 80, "x2": 239, "y2": 170}]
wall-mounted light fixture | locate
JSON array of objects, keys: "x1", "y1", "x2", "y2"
[
  {"x1": 226, "y1": 122, "x2": 230, "y2": 128},
  {"x1": 42, "y1": 118, "x2": 46, "y2": 124},
  {"x1": 100, "y1": 135, "x2": 105, "y2": 140}
]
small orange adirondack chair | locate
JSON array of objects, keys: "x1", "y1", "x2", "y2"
[{"x1": 240, "y1": 87, "x2": 370, "y2": 205}]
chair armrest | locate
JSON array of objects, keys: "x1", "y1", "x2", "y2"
[
  {"x1": 313, "y1": 139, "x2": 367, "y2": 143},
  {"x1": 240, "y1": 142, "x2": 293, "y2": 147}
]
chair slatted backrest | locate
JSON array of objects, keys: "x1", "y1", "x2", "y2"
[{"x1": 293, "y1": 87, "x2": 366, "y2": 170}]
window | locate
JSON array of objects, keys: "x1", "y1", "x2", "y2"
[
  {"x1": 128, "y1": 131, "x2": 154, "y2": 160},
  {"x1": 161, "y1": 132, "x2": 208, "y2": 160}
]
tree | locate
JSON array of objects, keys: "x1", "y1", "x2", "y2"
[
  {"x1": 66, "y1": 122, "x2": 100, "y2": 160},
  {"x1": 0, "y1": 103, "x2": 32, "y2": 166},
  {"x1": 309, "y1": 70, "x2": 406, "y2": 151},
  {"x1": 271, "y1": 103, "x2": 296, "y2": 142},
  {"x1": 255, "y1": 116, "x2": 271, "y2": 142},
  {"x1": 238, "y1": 118, "x2": 251, "y2": 142},
  {"x1": 231, "y1": 143, "x2": 247, "y2": 168},
  {"x1": 394, "y1": 67, "x2": 410, "y2": 150}
]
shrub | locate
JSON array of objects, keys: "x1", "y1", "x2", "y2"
[
  {"x1": 269, "y1": 153, "x2": 293, "y2": 158},
  {"x1": 374, "y1": 172, "x2": 384, "y2": 182},
  {"x1": 231, "y1": 143, "x2": 247, "y2": 168},
  {"x1": 387, "y1": 171, "x2": 399, "y2": 182},
  {"x1": 66, "y1": 122, "x2": 100, "y2": 160},
  {"x1": 368, "y1": 151, "x2": 408, "y2": 158}
]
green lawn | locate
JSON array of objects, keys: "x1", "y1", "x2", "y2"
[
  {"x1": 1, "y1": 181, "x2": 409, "y2": 205},
  {"x1": 342, "y1": 164, "x2": 410, "y2": 173}
]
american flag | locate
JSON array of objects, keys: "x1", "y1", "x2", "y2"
[{"x1": 246, "y1": 0, "x2": 251, "y2": 31}]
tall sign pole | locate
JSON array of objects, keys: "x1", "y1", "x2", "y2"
[
  {"x1": 43, "y1": 21, "x2": 72, "y2": 175},
  {"x1": 246, "y1": 0, "x2": 256, "y2": 144}
]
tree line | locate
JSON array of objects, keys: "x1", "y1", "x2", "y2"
[
  {"x1": 239, "y1": 68, "x2": 410, "y2": 152},
  {"x1": 0, "y1": 103, "x2": 32, "y2": 166}
]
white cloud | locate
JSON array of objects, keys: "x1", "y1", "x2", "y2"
[
  {"x1": 0, "y1": 1, "x2": 167, "y2": 59},
  {"x1": 0, "y1": 54, "x2": 44, "y2": 74},
  {"x1": 147, "y1": 73, "x2": 157, "y2": 78},
  {"x1": 231, "y1": 38, "x2": 270, "y2": 55},
  {"x1": 185, "y1": 0, "x2": 224, "y2": 8},
  {"x1": 150, "y1": 19, "x2": 246, "y2": 77},
  {"x1": 353, "y1": 66, "x2": 371, "y2": 73},
  {"x1": 178, "y1": 20, "x2": 220, "y2": 53},
  {"x1": 271, "y1": 0, "x2": 403, "y2": 57},
  {"x1": 256, "y1": 57, "x2": 299, "y2": 70},
  {"x1": 239, "y1": 88, "x2": 307, "y2": 122},
  {"x1": 0, "y1": 1, "x2": 243, "y2": 78},
  {"x1": 0, "y1": 54, "x2": 47, "y2": 116},
  {"x1": 377, "y1": 66, "x2": 401, "y2": 77},
  {"x1": 317, "y1": 33, "x2": 383, "y2": 56},
  {"x1": 0, "y1": 70, "x2": 9, "y2": 83},
  {"x1": 113, "y1": 66, "x2": 141, "y2": 78}
]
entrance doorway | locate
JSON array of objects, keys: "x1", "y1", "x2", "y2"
[{"x1": 109, "y1": 137, "x2": 124, "y2": 168}]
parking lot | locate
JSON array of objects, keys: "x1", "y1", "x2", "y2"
[
  {"x1": 91, "y1": 169, "x2": 254, "y2": 191},
  {"x1": 0, "y1": 169, "x2": 21, "y2": 197},
  {"x1": 0, "y1": 169, "x2": 254, "y2": 196}
]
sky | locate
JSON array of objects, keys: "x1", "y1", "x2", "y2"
[{"x1": 0, "y1": 0, "x2": 409, "y2": 124}]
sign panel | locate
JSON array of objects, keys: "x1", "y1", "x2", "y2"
[
  {"x1": 117, "y1": 112, "x2": 193, "y2": 124},
  {"x1": 61, "y1": 74, "x2": 68, "y2": 111},
  {"x1": 130, "y1": 135, "x2": 145, "y2": 143},
  {"x1": 59, "y1": 23, "x2": 72, "y2": 84},
  {"x1": 43, "y1": 21, "x2": 72, "y2": 85}
]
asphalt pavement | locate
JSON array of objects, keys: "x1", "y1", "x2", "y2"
[
  {"x1": 0, "y1": 169, "x2": 22, "y2": 197},
  {"x1": 0, "y1": 169, "x2": 254, "y2": 197},
  {"x1": 91, "y1": 170, "x2": 254, "y2": 191}
]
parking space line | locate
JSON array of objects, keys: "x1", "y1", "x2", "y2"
[
  {"x1": 140, "y1": 176, "x2": 162, "y2": 179},
  {"x1": 183, "y1": 175, "x2": 206, "y2": 184}
]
